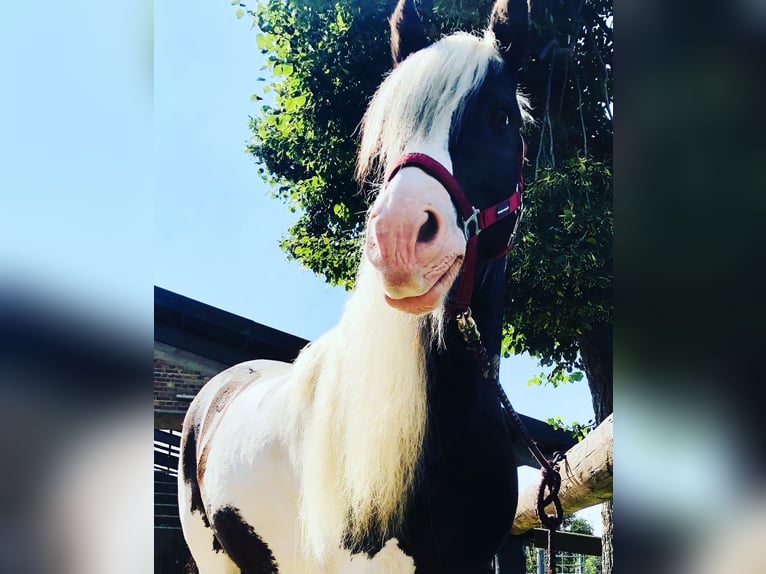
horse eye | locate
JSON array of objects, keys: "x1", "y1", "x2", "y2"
[{"x1": 493, "y1": 109, "x2": 511, "y2": 127}]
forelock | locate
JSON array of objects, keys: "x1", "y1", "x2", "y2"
[{"x1": 356, "y1": 32, "x2": 499, "y2": 189}]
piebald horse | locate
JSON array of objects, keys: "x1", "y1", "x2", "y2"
[{"x1": 179, "y1": 0, "x2": 532, "y2": 572}]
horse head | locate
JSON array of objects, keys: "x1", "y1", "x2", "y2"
[{"x1": 359, "y1": 0, "x2": 529, "y2": 316}]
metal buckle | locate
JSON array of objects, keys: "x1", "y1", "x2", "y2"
[
  {"x1": 507, "y1": 198, "x2": 524, "y2": 248},
  {"x1": 455, "y1": 308, "x2": 481, "y2": 344},
  {"x1": 462, "y1": 207, "x2": 481, "y2": 240}
]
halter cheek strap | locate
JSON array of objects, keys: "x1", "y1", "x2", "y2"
[{"x1": 383, "y1": 138, "x2": 526, "y2": 314}]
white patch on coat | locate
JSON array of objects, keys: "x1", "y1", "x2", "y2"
[{"x1": 335, "y1": 539, "x2": 416, "y2": 574}]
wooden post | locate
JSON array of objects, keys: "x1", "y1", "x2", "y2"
[
  {"x1": 512, "y1": 413, "x2": 613, "y2": 534},
  {"x1": 495, "y1": 535, "x2": 527, "y2": 574}
]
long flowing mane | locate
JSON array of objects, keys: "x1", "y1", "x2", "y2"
[{"x1": 286, "y1": 260, "x2": 441, "y2": 560}]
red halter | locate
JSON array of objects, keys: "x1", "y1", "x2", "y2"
[{"x1": 384, "y1": 138, "x2": 526, "y2": 315}]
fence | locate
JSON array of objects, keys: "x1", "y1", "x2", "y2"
[
  {"x1": 495, "y1": 527, "x2": 603, "y2": 574},
  {"x1": 155, "y1": 429, "x2": 189, "y2": 574},
  {"x1": 497, "y1": 413, "x2": 612, "y2": 574},
  {"x1": 524, "y1": 547, "x2": 602, "y2": 574}
]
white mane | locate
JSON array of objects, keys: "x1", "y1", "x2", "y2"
[
  {"x1": 357, "y1": 30, "x2": 532, "y2": 187},
  {"x1": 286, "y1": 260, "x2": 443, "y2": 561}
]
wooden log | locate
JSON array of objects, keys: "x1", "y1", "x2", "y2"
[{"x1": 511, "y1": 413, "x2": 613, "y2": 534}]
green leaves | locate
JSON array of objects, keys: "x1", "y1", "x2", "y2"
[
  {"x1": 527, "y1": 365, "x2": 585, "y2": 388},
  {"x1": 255, "y1": 33, "x2": 270, "y2": 51},
  {"x1": 242, "y1": 0, "x2": 393, "y2": 287},
  {"x1": 272, "y1": 63, "x2": 294, "y2": 76},
  {"x1": 502, "y1": 155, "x2": 612, "y2": 374},
  {"x1": 282, "y1": 92, "x2": 307, "y2": 112},
  {"x1": 332, "y1": 202, "x2": 349, "y2": 220},
  {"x1": 546, "y1": 416, "x2": 596, "y2": 442}
]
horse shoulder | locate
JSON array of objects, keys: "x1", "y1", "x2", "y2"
[
  {"x1": 189, "y1": 359, "x2": 293, "y2": 431},
  {"x1": 182, "y1": 361, "x2": 293, "y2": 491}
]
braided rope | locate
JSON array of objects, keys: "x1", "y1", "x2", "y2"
[{"x1": 458, "y1": 311, "x2": 564, "y2": 573}]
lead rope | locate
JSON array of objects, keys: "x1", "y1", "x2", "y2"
[{"x1": 456, "y1": 309, "x2": 564, "y2": 574}]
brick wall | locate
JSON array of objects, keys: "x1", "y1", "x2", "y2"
[
  {"x1": 153, "y1": 358, "x2": 207, "y2": 411},
  {"x1": 154, "y1": 342, "x2": 229, "y2": 429}
]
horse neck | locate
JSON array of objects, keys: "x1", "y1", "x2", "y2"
[
  {"x1": 462, "y1": 256, "x2": 508, "y2": 358},
  {"x1": 420, "y1": 255, "x2": 507, "y2": 415}
]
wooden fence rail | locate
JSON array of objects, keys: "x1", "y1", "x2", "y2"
[{"x1": 512, "y1": 413, "x2": 613, "y2": 534}]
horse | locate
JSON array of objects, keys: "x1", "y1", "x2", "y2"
[{"x1": 178, "y1": 0, "x2": 532, "y2": 572}]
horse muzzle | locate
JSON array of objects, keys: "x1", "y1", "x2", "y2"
[{"x1": 365, "y1": 166, "x2": 466, "y2": 314}]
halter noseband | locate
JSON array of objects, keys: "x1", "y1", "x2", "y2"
[{"x1": 384, "y1": 137, "x2": 527, "y2": 316}]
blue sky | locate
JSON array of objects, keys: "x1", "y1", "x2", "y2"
[{"x1": 0, "y1": 1, "x2": 152, "y2": 329}]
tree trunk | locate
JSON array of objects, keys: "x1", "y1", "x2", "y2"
[
  {"x1": 578, "y1": 324, "x2": 613, "y2": 424},
  {"x1": 601, "y1": 500, "x2": 614, "y2": 573},
  {"x1": 578, "y1": 324, "x2": 613, "y2": 574}
]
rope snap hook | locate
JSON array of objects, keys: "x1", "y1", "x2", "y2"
[{"x1": 455, "y1": 307, "x2": 481, "y2": 343}]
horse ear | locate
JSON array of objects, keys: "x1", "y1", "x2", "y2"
[
  {"x1": 390, "y1": 0, "x2": 429, "y2": 66},
  {"x1": 489, "y1": 0, "x2": 529, "y2": 71}
]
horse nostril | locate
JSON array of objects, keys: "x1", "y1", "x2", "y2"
[{"x1": 416, "y1": 210, "x2": 439, "y2": 244}]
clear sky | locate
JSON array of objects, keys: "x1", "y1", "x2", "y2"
[
  {"x1": 153, "y1": 0, "x2": 601, "y2": 532},
  {"x1": 0, "y1": 0, "x2": 153, "y2": 329}
]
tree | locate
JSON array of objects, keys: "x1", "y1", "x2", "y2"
[{"x1": 240, "y1": 0, "x2": 612, "y2": 569}]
